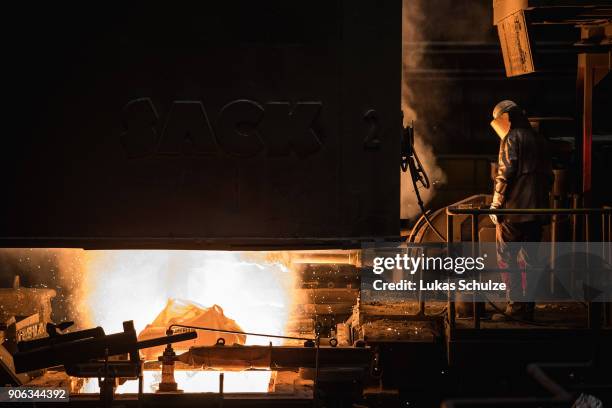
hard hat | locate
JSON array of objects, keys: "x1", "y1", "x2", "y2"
[{"x1": 492, "y1": 100, "x2": 518, "y2": 120}]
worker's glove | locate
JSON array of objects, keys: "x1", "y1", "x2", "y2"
[{"x1": 489, "y1": 205, "x2": 500, "y2": 225}]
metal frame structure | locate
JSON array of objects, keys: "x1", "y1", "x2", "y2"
[{"x1": 445, "y1": 206, "x2": 612, "y2": 332}]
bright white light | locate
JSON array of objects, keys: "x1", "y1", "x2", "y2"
[{"x1": 81, "y1": 370, "x2": 272, "y2": 394}]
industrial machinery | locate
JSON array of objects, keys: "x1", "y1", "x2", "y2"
[
  {"x1": 12, "y1": 321, "x2": 197, "y2": 406},
  {"x1": 8, "y1": 320, "x2": 373, "y2": 407}
]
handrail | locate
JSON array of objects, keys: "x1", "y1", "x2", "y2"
[
  {"x1": 447, "y1": 207, "x2": 612, "y2": 215},
  {"x1": 444, "y1": 205, "x2": 611, "y2": 335}
]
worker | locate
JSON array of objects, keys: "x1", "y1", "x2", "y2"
[{"x1": 488, "y1": 100, "x2": 553, "y2": 321}]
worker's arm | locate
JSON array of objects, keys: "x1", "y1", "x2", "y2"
[{"x1": 492, "y1": 132, "x2": 519, "y2": 209}]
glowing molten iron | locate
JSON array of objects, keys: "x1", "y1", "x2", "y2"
[
  {"x1": 138, "y1": 299, "x2": 247, "y2": 362},
  {"x1": 79, "y1": 250, "x2": 293, "y2": 393}
]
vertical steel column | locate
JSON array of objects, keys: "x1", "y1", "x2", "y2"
[{"x1": 577, "y1": 53, "x2": 594, "y2": 202}]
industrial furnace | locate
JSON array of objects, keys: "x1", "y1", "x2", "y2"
[{"x1": 0, "y1": 1, "x2": 401, "y2": 406}]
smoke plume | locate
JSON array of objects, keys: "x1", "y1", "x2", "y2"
[{"x1": 400, "y1": 0, "x2": 447, "y2": 219}]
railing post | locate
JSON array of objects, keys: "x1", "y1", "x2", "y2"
[
  {"x1": 418, "y1": 246, "x2": 425, "y2": 316},
  {"x1": 550, "y1": 198, "x2": 558, "y2": 294},
  {"x1": 446, "y1": 212, "x2": 455, "y2": 335},
  {"x1": 472, "y1": 214, "x2": 481, "y2": 329}
]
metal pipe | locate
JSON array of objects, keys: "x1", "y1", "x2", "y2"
[
  {"x1": 571, "y1": 195, "x2": 580, "y2": 243},
  {"x1": 168, "y1": 324, "x2": 314, "y2": 342},
  {"x1": 550, "y1": 197, "x2": 559, "y2": 294},
  {"x1": 446, "y1": 213, "x2": 456, "y2": 336},
  {"x1": 446, "y1": 213, "x2": 454, "y2": 243},
  {"x1": 472, "y1": 214, "x2": 480, "y2": 329},
  {"x1": 447, "y1": 207, "x2": 611, "y2": 215},
  {"x1": 136, "y1": 331, "x2": 198, "y2": 349},
  {"x1": 526, "y1": 364, "x2": 571, "y2": 400},
  {"x1": 418, "y1": 246, "x2": 425, "y2": 315},
  {"x1": 17, "y1": 326, "x2": 106, "y2": 352},
  {"x1": 602, "y1": 212, "x2": 606, "y2": 252},
  {"x1": 585, "y1": 214, "x2": 590, "y2": 243}
]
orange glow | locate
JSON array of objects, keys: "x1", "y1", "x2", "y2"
[{"x1": 78, "y1": 250, "x2": 294, "y2": 393}]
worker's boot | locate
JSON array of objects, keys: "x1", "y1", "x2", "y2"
[{"x1": 491, "y1": 302, "x2": 534, "y2": 322}]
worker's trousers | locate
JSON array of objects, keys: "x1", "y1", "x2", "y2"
[{"x1": 495, "y1": 221, "x2": 543, "y2": 302}]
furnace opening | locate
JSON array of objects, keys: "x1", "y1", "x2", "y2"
[{"x1": 0, "y1": 248, "x2": 361, "y2": 395}]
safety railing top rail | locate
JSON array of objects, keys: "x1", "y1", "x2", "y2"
[{"x1": 446, "y1": 207, "x2": 612, "y2": 215}]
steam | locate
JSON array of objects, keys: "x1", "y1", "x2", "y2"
[
  {"x1": 402, "y1": 137, "x2": 447, "y2": 219},
  {"x1": 400, "y1": 0, "x2": 447, "y2": 219}
]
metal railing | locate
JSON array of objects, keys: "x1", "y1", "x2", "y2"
[{"x1": 445, "y1": 206, "x2": 612, "y2": 332}]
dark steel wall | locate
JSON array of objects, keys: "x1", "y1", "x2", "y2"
[{"x1": 1, "y1": 2, "x2": 401, "y2": 249}]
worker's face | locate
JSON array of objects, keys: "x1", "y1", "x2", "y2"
[{"x1": 490, "y1": 112, "x2": 510, "y2": 139}]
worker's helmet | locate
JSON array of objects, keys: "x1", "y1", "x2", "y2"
[
  {"x1": 490, "y1": 100, "x2": 518, "y2": 138},
  {"x1": 492, "y1": 100, "x2": 518, "y2": 120}
]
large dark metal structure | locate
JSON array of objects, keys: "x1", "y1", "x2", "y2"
[{"x1": 1, "y1": 1, "x2": 401, "y2": 250}]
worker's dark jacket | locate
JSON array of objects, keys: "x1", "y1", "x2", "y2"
[{"x1": 492, "y1": 127, "x2": 553, "y2": 223}]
